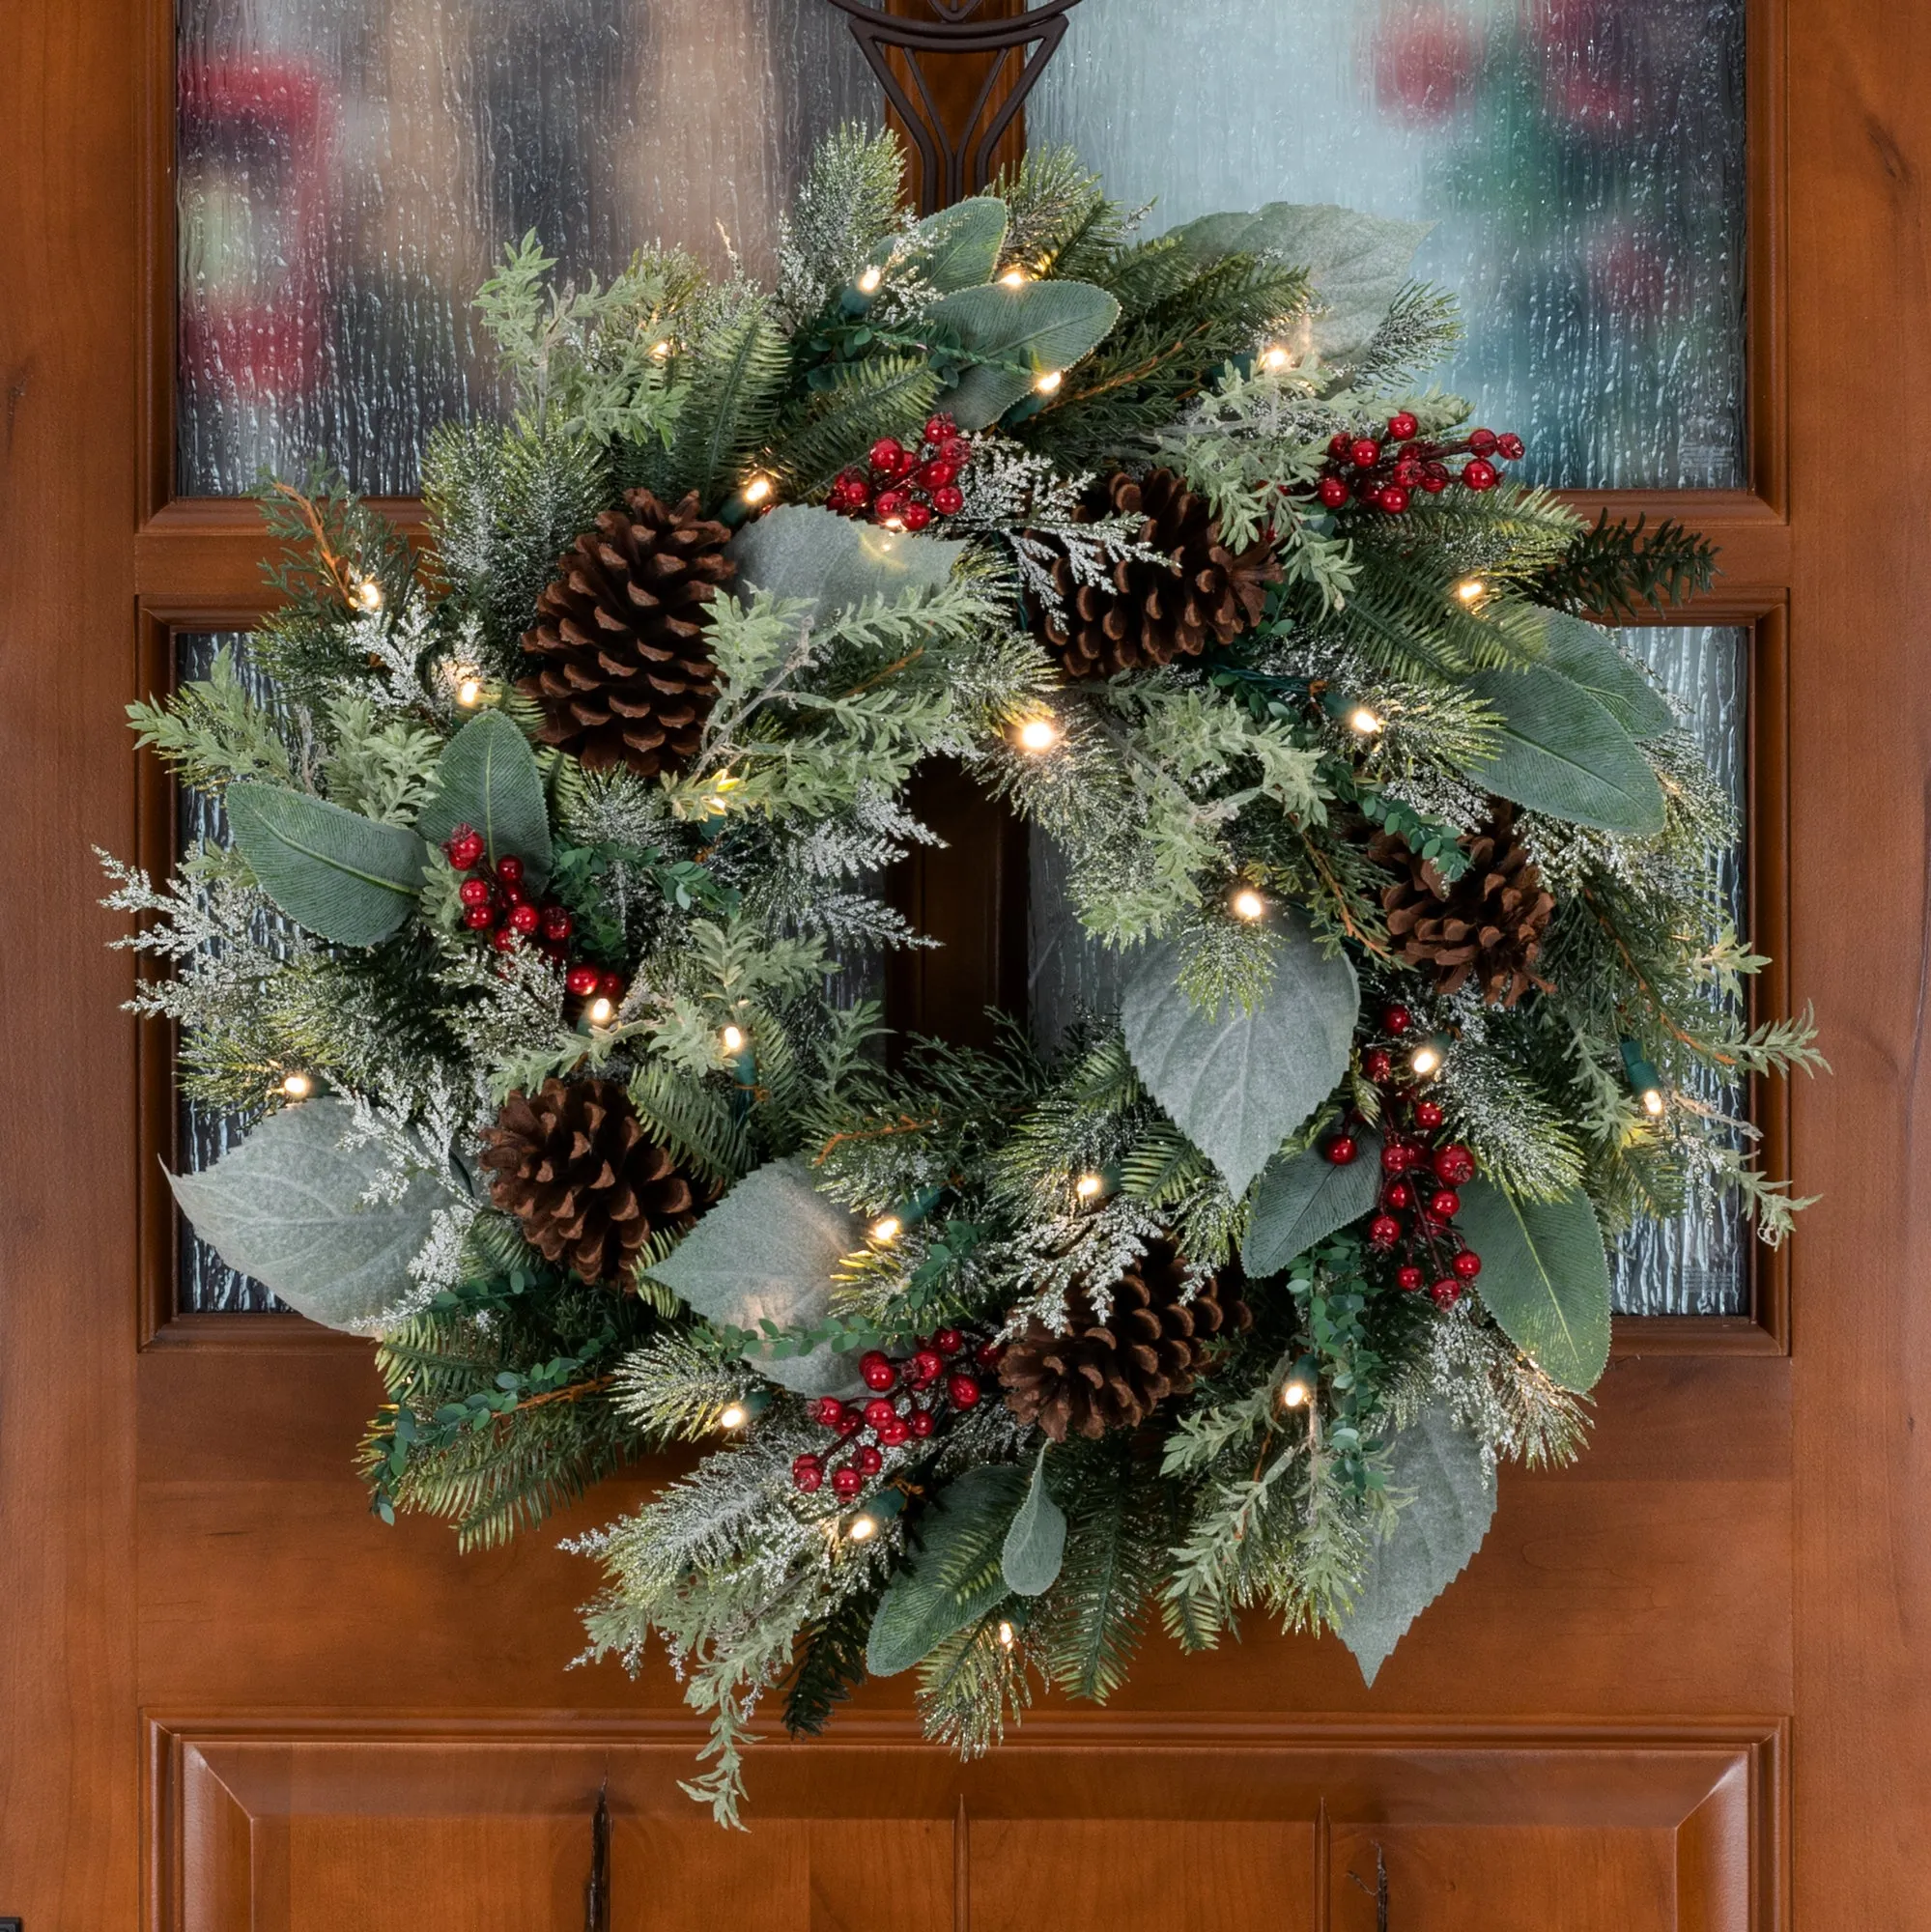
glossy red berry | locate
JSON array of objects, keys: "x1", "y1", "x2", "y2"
[
  {"x1": 1430, "y1": 1188, "x2": 1462, "y2": 1220},
  {"x1": 1433, "y1": 1144, "x2": 1477, "y2": 1186},
  {"x1": 873, "y1": 489, "x2": 908, "y2": 522},
  {"x1": 911, "y1": 1348, "x2": 945, "y2": 1386},
  {"x1": 446, "y1": 830, "x2": 485, "y2": 871},
  {"x1": 860, "y1": 1350, "x2": 898, "y2": 1392},
  {"x1": 1496, "y1": 433, "x2": 1524, "y2": 460},
  {"x1": 1318, "y1": 475, "x2": 1350, "y2": 509},
  {"x1": 541, "y1": 905, "x2": 574, "y2": 942},
  {"x1": 598, "y1": 971, "x2": 626, "y2": 1000},
  {"x1": 832, "y1": 1464, "x2": 864, "y2": 1498},
  {"x1": 900, "y1": 500, "x2": 934, "y2": 532},
  {"x1": 923, "y1": 413, "x2": 956, "y2": 444},
  {"x1": 1380, "y1": 1140, "x2": 1413, "y2": 1176},
  {"x1": 1328, "y1": 431, "x2": 1353, "y2": 460},
  {"x1": 907, "y1": 1407, "x2": 935, "y2": 1438},
  {"x1": 1377, "y1": 484, "x2": 1410, "y2": 514},
  {"x1": 1393, "y1": 456, "x2": 1424, "y2": 488},
  {"x1": 496, "y1": 855, "x2": 525, "y2": 888},
  {"x1": 1397, "y1": 1264, "x2": 1426, "y2": 1293},
  {"x1": 1362, "y1": 1046, "x2": 1394, "y2": 1084},
  {"x1": 855, "y1": 1444, "x2": 884, "y2": 1476},
  {"x1": 1385, "y1": 1181, "x2": 1413, "y2": 1210},
  {"x1": 948, "y1": 1374, "x2": 982, "y2": 1409},
  {"x1": 508, "y1": 902, "x2": 540, "y2": 936},
  {"x1": 459, "y1": 877, "x2": 492, "y2": 908},
  {"x1": 792, "y1": 1454, "x2": 824, "y2": 1492},
  {"x1": 1382, "y1": 1004, "x2": 1414, "y2": 1036},
  {"x1": 1368, "y1": 1213, "x2": 1402, "y2": 1248},
  {"x1": 1349, "y1": 438, "x2": 1382, "y2": 469},
  {"x1": 919, "y1": 461, "x2": 958, "y2": 490},
  {"x1": 1324, "y1": 1135, "x2": 1360, "y2": 1166},
  {"x1": 491, "y1": 926, "x2": 520, "y2": 952},
  {"x1": 1467, "y1": 427, "x2": 1499, "y2": 456},
  {"x1": 869, "y1": 438, "x2": 906, "y2": 472},
  {"x1": 877, "y1": 1415, "x2": 911, "y2": 1448},
  {"x1": 1430, "y1": 1279, "x2": 1462, "y2": 1308},
  {"x1": 1419, "y1": 469, "x2": 1449, "y2": 494},
  {"x1": 974, "y1": 1339, "x2": 1004, "y2": 1369},
  {"x1": 1461, "y1": 458, "x2": 1498, "y2": 492},
  {"x1": 1413, "y1": 1098, "x2": 1445, "y2": 1131},
  {"x1": 1453, "y1": 1248, "x2": 1483, "y2": 1281},
  {"x1": 864, "y1": 1397, "x2": 898, "y2": 1431},
  {"x1": 939, "y1": 436, "x2": 972, "y2": 467},
  {"x1": 1387, "y1": 411, "x2": 1419, "y2": 440},
  {"x1": 932, "y1": 1328, "x2": 962, "y2": 1354},
  {"x1": 835, "y1": 1407, "x2": 864, "y2": 1438},
  {"x1": 565, "y1": 964, "x2": 601, "y2": 997},
  {"x1": 463, "y1": 905, "x2": 494, "y2": 931},
  {"x1": 813, "y1": 1397, "x2": 847, "y2": 1429},
  {"x1": 931, "y1": 484, "x2": 965, "y2": 517}
]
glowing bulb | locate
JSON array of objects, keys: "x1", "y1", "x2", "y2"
[
  {"x1": 882, "y1": 516, "x2": 905, "y2": 531},
  {"x1": 1074, "y1": 1173, "x2": 1106, "y2": 1202},
  {"x1": 280, "y1": 1072, "x2": 314, "y2": 1100},
  {"x1": 456, "y1": 676, "x2": 483, "y2": 708},
  {"x1": 1642, "y1": 1087, "x2": 1666, "y2": 1119},
  {"x1": 1261, "y1": 344, "x2": 1292, "y2": 372},
  {"x1": 587, "y1": 997, "x2": 615, "y2": 1027},
  {"x1": 741, "y1": 474, "x2": 774, "y2": 507},
  {"x1": 649, "y1": 337, "x2": 673, "y2": 359},
  {"x1": 869, "y1": 1215, "x2": 902, "y2": 1245},
  {"x1": 997, "y1": 1620, "x2": 1016, "y2": 1649},
  {"x1": 1348, "y1": 706, "x2": 1383, "y2": 735},
  {"x1": 999, "y1": 267, "x2": 1029, "y2": 289},
  {"x1": 719, "y1": 1401, "x2": 751, "y2": 1431},
  {"x1": 1230, "y1": 887, "x2": 1267, "y2": 923},
  {"x1": 1033, "y1": 369, "x2": 1064, "y2": 395},
  {"x1": 350, "y1": 578, "x2": 383, "y2": 613},
  {"x1": 847, "y1": 1512, "x2": 879, "y2": 1543},
  {"x1": 857, "y1": 264, "x2": 883, "y2": 294},
  {"x1": 1454, "y1": 577, "x2": 1488, "y2": 606},
  {"x1": 1015, "y1": 716, "x2": 1062, "y2": 753},
  {"x1": 721, "y1": 1024, "x2": 746, "y2": 1055},
  {"x1": 1409, "y1": 1043, "x2": 1442, "y2": 1078},
  {"x1": 1280, "y1": 1378, "x2": 1311, "y2": 1410}
]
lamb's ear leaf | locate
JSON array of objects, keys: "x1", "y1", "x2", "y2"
[
  {"x1": 416, "y1": 710, "x2": 553, "y2": 893},
  {"x1": 866, "y1": 1467, "x2": 1026, "y2": 1676},
  {"x1": 880, "y1": 195, "x2": 1008, "y2": 294},
  {"x1": 224, "y1": 782, "x2": 426, "y2": 946},
  {"x1": 1455, "y1": 1180, "x2": 1613, "y2": 1393},
  {"x1": 1242, "y1": 1135, "x2": 1382, "y2": 1277},
  {"x1": 1001, "y1": 1446, "x2": 1067, "y2": 1597},
  {"x1": 925, "y1": 279, "x2": 1121, "y2": 429},
  {"x1": 1536, "y1": 611, "x2": 1676, "y2": 740},
  {"x1": 727, "y1": 503, "x2": 966, "y2": 620}
]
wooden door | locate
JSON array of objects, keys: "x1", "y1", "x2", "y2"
[{"x1": 4, "y1": 0, "x2": 1925, "y2": 1924}]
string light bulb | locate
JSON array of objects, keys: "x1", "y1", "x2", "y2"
[
  {"x1": 999, "y1": 267, "x2": 1029, "y2": 289},
  {"x1": 1015, "y1": 715, "x2": 1062, "y2": 754},
  {"x1": 1408, "y1": 1038, "x2": 1445, "y2": 1078},
  {"x1": 869, "y1": 1215, "x2": 902, "y2": 1245},
  {"x1": 280, "y1": 1072, "x2": 314, "y2": 1100},
  {"x1": 350, "y1": 578, "x2": 383, "y2": 613},
  {"x1": 454, "y1": 670, "x2": 484, "y2": 707},
  {"x1": 741, "y1": 473, "x2": 774, "y2": 507},
  {"x1": 648, "y1": 337, "x2": 673, "y2": 359},
  {"x1": 1620, "y1": 1039, "x2": 1667, "y2": 1121},
  {"x1": 719, "y1": 1401, "x2": 751, "y2": 1431},
  {"x1": 587, "y1": 996, "x2": 615, "y2": 1027},
  {"x1": 1230, "y1": 886, "x2": 1267, "y2": 923},
  {"x1": 721, "y1": 1024, "x2": 746, "y2": 1055},
  {"x1": 1280, "y1": 1377, "x2": 1311, "y2": 1410},
  {"x1": 1074, "y1": 1173, "x2": 1106, "y2": 1202},
  {"x1": 1033, "y1": 369, "x2": 1064, "y2": 395},
  {"x1": 1641, "y1": 1087, "x2": 1667, "y2": 1119},
  {"x1": 1348, "y1": 705, "x2": 1383, "y2": 735},
  {"x1": 847, "y1": 1511, "x2": 879, "y2": 1543},
  {"x1": 997, "y1": 1620, "x2": 1016, "y2": 1649},
  {"x1": 1453, "y1": 577, "x2": 1488, "y2": 607},
  {"x1": 857, "y1": 264, "x2": 883, "y2": 295},
  {"x1": 1261, "y1": 344, "x2": 1292, "y2": 372}
]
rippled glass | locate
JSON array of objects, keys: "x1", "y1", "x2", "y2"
[
  {"x1": 177, "y1": 0, "x2": 873, "y2": 496},
  {"x1": 1027, "y1": 0, "x2": 1746, "y2": 489}
]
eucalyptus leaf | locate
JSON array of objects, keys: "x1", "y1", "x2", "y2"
[
  {"x1": 925, "y1": 278, "x2": 1121, "y2": 429},
  {"x1": 1538, "y1": 611, "x2": 1675, "y2": 740},
  {"x1": 1461, "y1": 663, "x2": 1666, "y2": 836},
  {"x1": 727, "y1": 504, "x2": 966, "y2": 621},
  {"x1": 648, "y1": 1156, "x2": 867, "y2": 1396},
  {"x1": 1336, "y1": 1402, "x2": 1496, "y2": 1686},
  {"x1": 167, "y1": 1095, "x2": 461, "y2": 1333},
  {"x1": 1456, "y1": 1179, "x2": 1613, "y2": 1392},
  {"x1": 1001, "y1": 1446, "x2": 1067, "y2": 1597},
  {"x1": 225, "y1": 781, "x2": 427, "y2": 947},
  {"x1": 881, "y1": 195, "x2": 1008, "y2": 294},
  {"x1": 1242, "y1": 1135, "x2": 1382, "y2": 1277},
  {"x1": 1120, "y1": 917, "x2": 1359, "y2": 1198},
  {"x1": 416, "y1": 710, "x2": 554, "y2": 892},
  {"x1": 867, "y1": 1466, "x2": 1025, "y2": 1676},
  {"x1": 1164, "y1": 202, "x2": 1430, "y2": 360}
]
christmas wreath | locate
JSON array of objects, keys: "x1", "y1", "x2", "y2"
[{"x1": 108, "y1": 132, "x2": 1818, "y2": 1824}]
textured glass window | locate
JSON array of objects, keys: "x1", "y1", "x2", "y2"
[
  {"x1": 1029, "y1": 623, "x2": 1751, "y2": 1318},
  {"x1": 1027, "y1": 0, "x2": 1746, "y2": 490},
  {"x1": 177, "y1": 0, "x2": 873, "y2": 496}
]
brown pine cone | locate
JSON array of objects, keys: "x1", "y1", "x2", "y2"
[
  {"x1": 1369, "y1": 800, "x2": 1556, "y2": 1007},
  {"x1": 478, "y1": 1076, "x2": 701, "y2": 1285},
  {"x1": 1032, "y1": 467, "x2": 1279, "y2": 678},
  {"x1": 999, "y1": 1241, "x2": 1252, "y2": 1441},
  {"x1": 518, "y1": 488, "x2": 735, "y2": 777}
]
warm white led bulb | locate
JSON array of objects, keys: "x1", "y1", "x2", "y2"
[
  {"x1": 649, "y1": 337, "x2": 673, "y2": 359},
  {"x1": 719, "y1": 1402, "x2": 750, "y2": 1431},
  {"x1": 1280, "y1": 1378, "x2": 1310, "y2": 1409},
  {"x1": 351, "y1": 579, "x2": 383, "y2": 613},
  {"x1": 1642, "y1": 1088, "x2": 1666, "y2": 1119},
  {"x1": 1454, "y1": 577, "x2": 1488, "y2": 606},
  {"x1": 1016, "y1": 716, "x2": 1062, "y2": 753},
  {"x1": 1409, "y1": 1043, "x2": 1442, "y2": 1077},
  {"x1": 741, "y1": 474, "x2": 774, "y2": 506},
  {"x1": 857, "y1": 264, "x2": 883, "y2": 294},
  {"x1": 456, "y1": 677, "x2": 483, "y2": 708},
  {"x1": 281, "y1": 1072, "x2": 314, "y2": 1100},
  {"x1": 847, "y1": 1512, "x2": 879, "y2": 1543},
  {"x1": 999, "y1": 267, "x2": 1028, "y2": 289},
  {"x1": 869, "y1": 1215, "x2": 902, "y2": 1245},
  {"x1": 1348, "y1": 706, "x2": 1383, "y2": 735},
  {"x1": 997, "y1": 1620, "x2": 1016, "y2": 1648},
  {"x1": 1033, "y1": 369, "x2": 1064, "y2": 395},
  {"x1": 1231, "y1": 887, "x2": 1267, "y2": 923},
  {"x1": 588, "y1": 997, "x2": 615, "y2": 1026},
  {"x1": 721, "y1": 1024, "x2": 746, "y2": 1055},
  {"x1": 1262, "y1": 345, "x2": 1292, "y2": 372},
  {"x1": 1074, "y1": 1173, "x2": 1105, "y2": 1202}
]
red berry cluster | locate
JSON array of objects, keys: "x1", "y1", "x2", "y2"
[
  {"x1": 825, "y1": 414, "x2": 973, "y2": 532},
  {"x1": 1312, "y1": 412, "x2": 1526, "y2": 517},
  {"x1": 791, "y1": 1329, "x2": 1003, "y2": 1497},
  {"x1": 1321, "y1": 1002, "x2": 1482, "y2": 1308},
  {"x1": 441, "y1": 823, "x2": 620, "y2": 1007}
]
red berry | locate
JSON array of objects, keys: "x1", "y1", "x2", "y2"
[
  {"x1": 923, "y1": 413, "x2": 956, "y2": 444},
  {"x1": 840, "y1": 474, "x2": 872, "y2": 509},
  {"x1": 509, "y1": 902, "x2": 540, "y2": 935},
  {"x1": 1383, "y1": 1005, "x2": 1414, "y2": 1036},
  {"x1": 1419, "y1": 470, "x2": 1449, "y2": 495},
  {"x1": 447, "y1": 833, "x2": 485, "y2": 871},
  {"x1": 873, "y1": 489, "x2": 908, "y2": 522},
  {"x1": 948, "y1": 1374, "x2": 981, "y2": 1408},
  {"x1": 1318, "y1": 475, "x2": 1350, "y2": 509},
  {"x1": 813, "y1": 1397, "x2": 846, "y2": 1429},
  {"x1": 1430, "y1": 1279, "x2": 1462, "y2": 1308},
  {"x1": 565, "y1": 965, "x2": 601, "y2": 997},
  {"x1": 1385, "y1": 1181, "x2": 1412, "y2": 1210},
  {"x1": 541, "y1": 905, "x2": 573, "y2": 941},
  {"x1": 833, "y1": 1464, "x2": 864, "y2": 1498},
  {"x1": 1413, "y1": 1099, "x2": 1444, "y2": 1131},
  {"x1": 1362, "y1": 1046, "x2": 1394, "y2": 1084},
  {"x1": 598, "y1": 971, "x2": 625, "y2": 1000},
  {"x1": 860, "y1": 1351, "x2": 897, "y2": 1392},
  {"x1": 1393, "y1": 457, "x2": 1424, "y2": 488},
  {"x1": 1433, "y1": 1144, "x2": 1477, "y2": 1186},
  {"x1": 864, "y1": 1397, "x2": 897, "y2": 1431},
  {"x1": 1377, "y1": 485, "x2": 1410, "y2": 515},
  {"x1": 869, "y1": 438, "x2": 906, "y2": 472},
  {"x1": 855, "y1": 1444, "x2": 884, "y2": 1475},
  {"x1": 491, "y1": 926, "x2": 520, "y2": 952},
  {"x1": 911, "y1": 1348, "x2": 945, "y2": 1386},
  {"x1": 1324, "y1": 1135, "x2": 1360, "y2": 1166},
  {"x1": 497, "y1": 855, "x2": 525, "y2": 888},
  {"x1": 934, "y1": 1327, "x2": 964, "y2": 1355},
  {"x1": 463, "y1": 905, "x2": 494, "y2": 930},
  {"x1": 459, "y1": 877, "x2": 492, "y2": 909},
  {"x1": 1349, "y1": 438, "x2": 1382, "y2": 469},
  {"x1": 1453, "y1": 1248, "x2": 1483, "y2": 1281},
  {"x1": 835, "y1": 1407, "x2": 864, "y2": 1438},
  {"x1": 1496, "y1": 433, "x2": 1524, "y2": 460},
  {"x1": 1387, "y1": 411, "x2": 1420, "y2": 440},
  {"x1": 918, "y1": 461, "x2": 958, "y2": 490},
  {"x1": 907, "y1": 1407, "x2": 935, "y2": 1438},
  {"x1": 900, "y1": 500, "x2": 933, "y2": 532},
  {"x1": 1369, "y1": 1213, "x2": 1402, "y2": 1248},
  {"x1": 1379, "y1": 1141, "x2": 1412, "y2": 1176},
  {"x1": 878, "y1": 1415, "x2": 910, "y2": 1448},
  {"x1": 930, "y1": 485, "x2": 965, "y2": 517},
  {"x1": 1430, "y1": 1188, "x2": 1462, "y2": 1220},
  {"x1": 1397, "y1": 1264, "x2": 1425, "y2": 1293},
  {"x1": 1461, "y1": 459, "x2": 1498, "y2": 492},
  {"x1": 792, "y1": 1455, "x2": 824, "y2": 1492},
  {"x1": 1328, "y1": 432, "x2": 1353, "y2": 460},
  {"x1": 938, "y1": 436, "x2": 972, "y2": 467},
  {"x1": 1467, "y1": 427, "x2": 1498, "y2": 455},
  {"x1": 974, "y1": 1339, "x2": 1004, "y2": 1369}
]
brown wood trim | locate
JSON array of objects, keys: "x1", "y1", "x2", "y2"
[
  {"x1": 144, "y1": 1310, "x2": 358, "y2": 1351},
  {"x1": 137, "y1": 0, "x2": 172, "y2": 526},
  {"x1": 1745, "y1": 0, "x2": 1788, "y2": 521},
  {"x1": 1613, "y1": 1314, "x2": 1783, "y2": 1357}
]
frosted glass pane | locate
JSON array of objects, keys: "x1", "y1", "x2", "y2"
[
  {"x1": 177, "y1": 0, "x2": 873, "y2": 496},
  {"x1": 174, "y1": 634, "x2": 285, "y2": 1312},
  {"x1": 1028, "y1": 623, "x2": 1751, "y2": 1317},
  {"x1": 1028, "y1": 0, "x2": 1746, "y2": 489}
]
